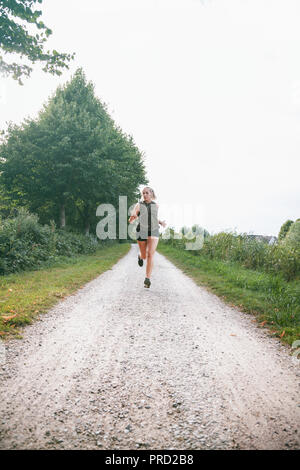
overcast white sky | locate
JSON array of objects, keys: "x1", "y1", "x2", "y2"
[{"x1": 1, "y1": 0, "x2": 300, "y2": 236}]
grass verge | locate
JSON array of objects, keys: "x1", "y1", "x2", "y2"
[
  {"x1": 0, "y1": 242, "x2": 130, "y2": 339},
  {"x1": 157, "y1": 243, "x2": 300, "y2": 347}
]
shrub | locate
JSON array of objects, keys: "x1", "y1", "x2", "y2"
[
  {"x1": 278, "y1": 219, "x2": 294, "y2": 241},
  {"x1": 282, "y1": 220, "x2": 300, "y2": 249},
  {"x1": 160, "y1": 227, "x2": 300, "y2": 281},
  {"x1": 0, "y1": 208, "x2": 99, "y2": 275}
]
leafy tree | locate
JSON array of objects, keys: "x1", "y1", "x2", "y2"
[
  {"x1": 0, "y1": 0, "x2": 74, "y2": 84},
  {"x1": 278, "y1": 219, "x2": 294, "y2": 241},
  {"x1": 283, "y1": 220, "x2": 300, "y2": 248},
  {"x1": 0, "y1": 68, "x2": 147, "y2": 234},
  {"x1": 0, "y1": 180, "x2": 11, "y2": 218},
  {"x1": 0, "y1": 153, "x2": 24, "y2": 218}
]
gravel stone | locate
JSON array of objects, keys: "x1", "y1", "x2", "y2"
[{"x1": 0, "y1": 244, "x2": 299, "y2": 450}]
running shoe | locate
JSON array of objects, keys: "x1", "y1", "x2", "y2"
[
  {"x1": 144, "y1": 277, "x2": 151, "y2": 288},
  {"x1": 138, "y1": 255, "x2": 143, "y2": 267}
]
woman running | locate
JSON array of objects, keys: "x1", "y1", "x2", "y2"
[{"x1": 128, "y1": 187, "x2": 166, "y2": 288}]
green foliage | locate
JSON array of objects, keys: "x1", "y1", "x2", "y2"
[
  {"x1": 160, "y1": 228, "x2": 300, "y2": 281},
  {"x1": 158, "y1": 242, "x2": 300, "y2": 345},
  {"x1": 0, "y1": 177, "x2": 19, "y2": 218},
  {"x1": 0, "y1": 0, "x2": 75, "y2": 84},
  {"x1": 282, "y1": 220, "x2": 300, "y2": 249},
  {"x1": 0, "y1": 242, "x2": 129, "y2": 338},
  {"x1": 0, "y1": 68, "x2": 147, "y2": 233},
  {"x1": 278, "y1": 219, "x2": 294, "y2": 241},
  {"x1": 0, "y1": 207, "x2": 99, "y2": 275}
]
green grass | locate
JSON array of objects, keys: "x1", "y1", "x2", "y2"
[
  {"x1": 0, "y1": 242, "x2": 130, "y2": 339},
  {"x1": 157, "y1": 243, "x2": 300, "y2": 346}
]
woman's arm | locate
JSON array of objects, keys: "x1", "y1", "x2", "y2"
[{"x1": 128, "y1": 203, "x2": 140, "y2": 224}]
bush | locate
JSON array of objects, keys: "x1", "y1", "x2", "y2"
[
  {"x1": 282, "y1": 220, "x2": 300, "y2": 248},
  {"x1": 160, "y1": 228, "x2": 300, "y2": 281},
  {"x1": 0, "y1": 208, "x2": 99, "y2": 275},
  {"x1": 278, "y1": 219, "x2": 294, "y2": 241}
]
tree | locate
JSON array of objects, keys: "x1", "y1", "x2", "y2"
[
  {"x1": 0, "y1": 0, "x2": 74, "y2": 84},
  {"x1": 283, "y1": 220, "x2": 300, "y2": 248},
  {"x1": 278, "y1": 219, "x2": 294, "y2": 241},
  {"x1": 0, "y1": 177, "x2": 16, "y2": 218},
  {"x1": 0, "y1": 68, "x2": 147, "y2": 233}
]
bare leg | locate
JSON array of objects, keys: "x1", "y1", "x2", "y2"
[
  {"x1": 145, "y1": 237, "x2": 159, "y2": 278},
  {"x1": 137, "y1": 240, "x2": 147, "y2": 259}
]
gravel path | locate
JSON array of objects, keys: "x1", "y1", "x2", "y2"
[{"x1": 0, "y1": 244, "x2": 299, "y2": 450}]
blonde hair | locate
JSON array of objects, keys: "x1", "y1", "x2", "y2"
[{"x1": 141, "y1": 186, "x2": 156, "y2": 201}]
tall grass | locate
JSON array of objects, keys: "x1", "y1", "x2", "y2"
[
  {"x1": 158, "y1": 229, "x2": 300, "y2": 344},
  {"x1": 162, "y1": 230, "x2": 300, "y2": 281}
]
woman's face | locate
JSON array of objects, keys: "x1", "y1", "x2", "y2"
[{"x1": 142, "y1": 188, "x2": 152, "y2": 202}]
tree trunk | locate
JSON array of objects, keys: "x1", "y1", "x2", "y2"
[
  {"x1": 60, "y1": 203, "x2": 66, "y2": 229},
  {"x1": 84, "y1": 220, "x2": 90, "y2": 236}
]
